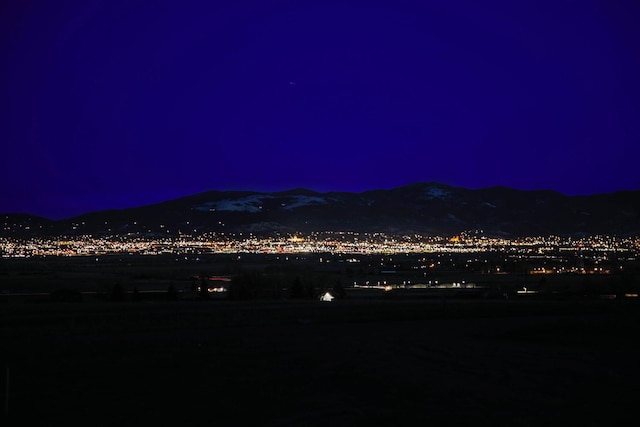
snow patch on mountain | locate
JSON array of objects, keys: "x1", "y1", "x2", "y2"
[
  {"x1": 195, "y1": 195, "x2": 273, "y2": 213},
  {"x1": 281, "y1": 196, "x2": 328, "y2": 210},
  {"x1": 424, "y1": 186, "x2": 451, "y2": 200},
  {"x1": 194, "y1": 194, "x2": 328, "y2": 213},
  {"x1": 447, "y1": 213, "x2": 463, "y2": 222}
]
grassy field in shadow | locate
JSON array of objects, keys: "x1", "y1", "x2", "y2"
[{"x1": 3, "y1": 298, "x2": 639, "y2": 426}]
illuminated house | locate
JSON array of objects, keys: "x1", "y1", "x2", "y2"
[{"x1": 320, "y1": 292, "x2": 334, "y2": 302}]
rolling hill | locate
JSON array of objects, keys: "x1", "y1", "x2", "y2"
[{"x1": 2, "y1": 183, "x2": 639, "y2": 237}]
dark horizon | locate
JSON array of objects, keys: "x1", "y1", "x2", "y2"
[
  {"x1": 3, "y1": 180, "x2": 639, "y2": 223},
  {"x1": 5, "y1": 180, "x2": 640, "y2": 222}
]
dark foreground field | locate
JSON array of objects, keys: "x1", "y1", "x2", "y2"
[{"x1": 3, "y1": 298, "x2": 640, "y2": 426}]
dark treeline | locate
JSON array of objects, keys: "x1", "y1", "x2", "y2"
[
  {"x1": 228, "y1": 269, "x2": 346, "y2": 300},
  {"x1": 1, "y1": 251, "x2": 639, "y2": 304}
]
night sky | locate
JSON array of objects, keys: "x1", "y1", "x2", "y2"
[{"x1": 3, "y1": 0, "x2": 640, "y2": 219}]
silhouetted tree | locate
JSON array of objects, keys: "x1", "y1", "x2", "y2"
[
  {"x1": 167, "y1": 283, "x2": 178, "y2": 301},
  {"x1": 332, "y1": 279, "x2": 347, "y2": 299},
  {"x1": 229, "y1": 271, "x2": 260, "y2": 300},
  {"x1": 199, "y1": 276, "x2": 209, "y2": 300},
  {"x1": 111, "y1": 283, "x2": 125, "y2": 302},
  {"x1": 290, "y1": 276, "x2": 305, "y2": 299}
]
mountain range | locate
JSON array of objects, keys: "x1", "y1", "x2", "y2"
[{"x1": 2, "y1": 183, "x2": 639, "y2": 237}]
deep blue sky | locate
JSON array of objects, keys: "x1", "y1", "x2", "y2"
[{"x1": 3, "y1": 0, "x2": 640, "y2": 219}]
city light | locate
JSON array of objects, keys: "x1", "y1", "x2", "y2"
[{"x1": 1, "y1": 232, "x2": 637, "y2": 275}]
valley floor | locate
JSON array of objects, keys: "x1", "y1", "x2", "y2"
[{"x1": 3, "y1": 298, "x2": 639, "y2": 426}]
